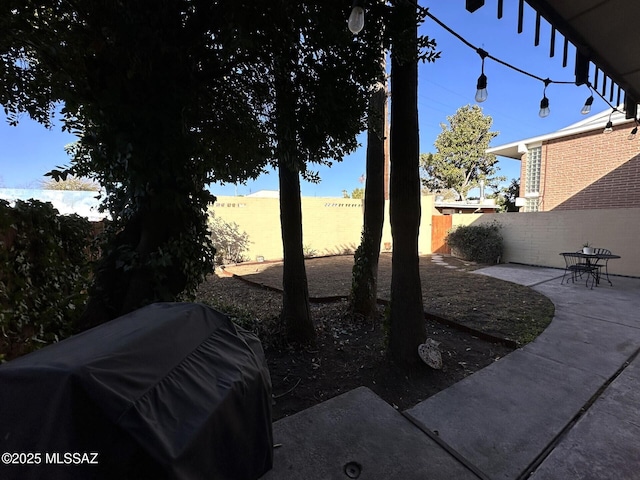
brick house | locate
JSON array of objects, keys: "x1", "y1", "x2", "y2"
[{"x1": 487, "y1": 108, "x2": 640, "y2": 212}]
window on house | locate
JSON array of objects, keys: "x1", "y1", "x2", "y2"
[
  {"x1": 525, "y1": 146, "x2": 541, "y2": 196},
  {"x1": 524, "y1": 198, "x2": 539, "y2": 212}
]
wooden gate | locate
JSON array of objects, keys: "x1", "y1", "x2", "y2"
[{"x1": 431, "y1": 215, "x2": 452, "y2": 254}]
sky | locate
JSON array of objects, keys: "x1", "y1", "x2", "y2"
[{"x1": 0, "y1": 1, "x2": 603, "y2": 198}]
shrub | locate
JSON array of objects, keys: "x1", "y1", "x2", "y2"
[
  {"x1": 0, "y1": 200, "x2": 94, "y2": 360},
  {"x1": 446, "y1": 222, "x2": 503, "y2": 264},
  {"x1": 208, "y1": 212, "x2": 251, "y2": 265},
  {"x1": 303, "y1": 244, "x2": 318, "y2": 258}
]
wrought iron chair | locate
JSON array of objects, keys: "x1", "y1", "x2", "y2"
[
  {"x1": 592, "y1": 247, "x2": 613, "y2": 286},
  {"x1": 561, "y1": 251, "x2": 597, "y2": 289}
]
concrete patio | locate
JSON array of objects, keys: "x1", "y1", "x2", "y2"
[{"x1": 260, "y1": 264, "x2": 640, "y2": 480}]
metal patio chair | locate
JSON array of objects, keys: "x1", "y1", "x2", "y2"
[
  {"x1": 561, "y1": 251, "x2": 597, "y2": 289},
  {"x1": 592, "y1": 247, "x2": 614, "y2": 286}
]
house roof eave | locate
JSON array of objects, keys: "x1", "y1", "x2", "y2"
[{"x1": 488, "y1": 108, "x2": 636, "y2": 160}]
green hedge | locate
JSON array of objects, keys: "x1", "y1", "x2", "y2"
[
  {"x1": 446, "y1": 222, "x2": 504, "y2": 264},
  {"x1": 0, "y1": 199, "x2": 94, "y2": 361}
]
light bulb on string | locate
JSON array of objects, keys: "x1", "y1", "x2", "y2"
[
  {"x1": 348, "y1": 0, "x2": 365, "y2": 34},
  {"x1": 581, "y1": 94, "x2": 594, "y2": 115},
  {"x1": 628, "y1": 119, "x2": 639, "y2": 140},
  {"x1": 476, "y1": 74, "x2": 488, "y2": 102},
  {"x1": 475, "y1": 49, "x2": 488, "y2": 103},
  {"x1": 603, "y1": 121, "x2": 614, "y2": 133},
  {"x1": 603, "y1": 109, "x2": 616, "y2": 134},
  {"x1": 539, "y1": 97, "x2": 550, "y2": 118},
  {"x1": 539, "y1": 79, "x2": 551, "y2": 118}
]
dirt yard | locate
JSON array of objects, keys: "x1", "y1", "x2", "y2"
[{"x1": 196, "y1": 254, "x2": 555, "y2": 420}]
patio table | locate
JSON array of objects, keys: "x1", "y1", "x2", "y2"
[{"x1": 560, "y1": 251, "x2": 621, "y2": 288}]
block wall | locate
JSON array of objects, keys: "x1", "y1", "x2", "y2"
[
  {"x1": 455, "y1": 209, "x2": 640, "y2": 277},
  {"x1": 211, "y1": 197, "x2": 639, "y2": 277},
  {"x1": 211, "y1": 196, "x2": 367, "y2": 262},
  {"x1": 211, "y1": 195, "x2": 436, "y2": 263},
  {"x1": 210, "y1": 197, "x2": 283, "y2": 261},
  {"x1": 301, "y1": 197, "x2": 364, "y2": 256}
]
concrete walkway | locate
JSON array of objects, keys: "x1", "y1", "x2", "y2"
[{"x1": 261, "y1": 264, "x2": 640, "y2": 480}]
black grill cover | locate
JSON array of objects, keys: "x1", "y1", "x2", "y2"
[{"x1": 0, "y1": 303, "x2": 273, "y2": 480}]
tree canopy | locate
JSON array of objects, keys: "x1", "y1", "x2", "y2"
[
  {"x1": 41, "y1": 176, "x2": 100, "y2": 191},
  {"x1": 0, "y1": 1, "x2": 382, "y2": 329},
  {"x1": 1, "y1": 0, "x2": 277, "y2": 326},
  {"x1": 343, "y1": 188, "x2": 364, "y2": 199},
  {"x1": 420, "y1": 104, "x2": 504, "y2": 201},
  {"x1": 259, "y1": 1, "x2": 384, "y2": 344},
  {"x1": 496, "y1": 178, "x2": 521, "y2": 212}
]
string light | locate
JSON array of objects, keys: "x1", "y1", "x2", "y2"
[
  {"x1": 422, "y1": 9, "x2": 575, "y2": 117},
  {"x1": 603, "y1": 110, "x2": 615, "y2": 133},
  {"x1": 581, "y1": 86, "x2": 594, "y2": 115},
  {"x1": 539, "y1": 79, "x2": 551, "y2": 118},
  {"x1": 628, "y1": 119, "x2": 639, "y2": 140},
  {"x1": 475, "y1": 49, "x2": 488, "y2": 102},
  {"x1": 349, "y1": 6, "x2": 631, "y2": 130},
  {"x1": 348, "y1": 0, "x2": 365, "y2": 35},
  {"x1": 421, "y1": 10, "x2": 627, "y2": 122}
]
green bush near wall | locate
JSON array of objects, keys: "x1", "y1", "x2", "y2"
[
  {"x1": 446, "y1": 222, "x2": 504, "y2": 264},
  {"x1": 208, "y1": 212, "x2": 251, "y2": 265},
  {"x1": 0, "y1": 199, "x2": 94, "y2": 361}
]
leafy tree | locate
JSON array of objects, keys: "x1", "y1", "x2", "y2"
[
  {"x1": 2, "y1": 1, "x2": 381, "y2": 341},
  {"x1": 496, "y1": 178, "x2": 521, "y2": 212},
  {"x1": 420, "y1": 105, "x2": 504, "y2": 201},
  {"x1": 351, "y1": 1, "x2": 438, "y2": 340},
  {"x1": 350, "y1": 187, "x2": 365, "y2": 199},
  {"x1": 247, "y1": 1, "x2": 382, "y2": 344},
  {"x1": 343, "y1": 187, "x2": 365, "y2": 199},
  {"x1": 1, "y1": 1, "x2": 273, "y2": 328},
  {"x1": 347, "y1": 1, "x2": 438, "y2": 364},
  {"x1": 41, "y1": 175, "x2": 100, "y2": 191}
]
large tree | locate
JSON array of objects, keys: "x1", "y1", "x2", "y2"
[
  {"x1": 259, "y1": 1, "x2": 382, "y2": 344},
  {"x1": 420, "y1": 104, "x2": 503, "y2": 201},
  {"x1": 387, "y1": 0, "x2": 426, "y2": 366},
  {"x1": 349, "y1": 1, "x2": 387, "y2": 322},
  {"x1": 350, "y1": 1, "x2": 438, "y2": 332},
  {"x1": 1, "y1": 1, "x2": 381, "y2": 336},
  {"x1": 272, "y1": 30, "x2": 315, "y2": 345},
  {"x1": 1, "y1": 1, "x2": 274, "y2": 328},
  {"x1": 497, "y1": 178, "x2": 521, "y2": 212}
]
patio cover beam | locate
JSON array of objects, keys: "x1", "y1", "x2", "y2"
[{"x1": 469, "y1": 0, "x2": 640, "y2": 119}]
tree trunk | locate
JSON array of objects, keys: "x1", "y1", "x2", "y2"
[
  {"x1": 278, "y1": 160, "x2": 315, "y2": 344},
  {"x1": 275, "y1": 49, "x2": 315, "y2": 345},
  {"x1": 388, "y1": 2, "x2": 425, "y2": 366},
  {"x1": 76, "y1": 198, "x2": 189, "y2": 330},
  {"x1": 350, "y1": 64, "x2": 387, "y2": 321}
]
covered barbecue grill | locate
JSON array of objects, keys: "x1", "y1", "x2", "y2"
[{"x1": 0, "y1": 302, "x2": 273, "y2": 480}]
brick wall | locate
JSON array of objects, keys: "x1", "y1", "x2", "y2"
[{"x1": 522, "y1": 121, "x2": 640, "y2": 211}]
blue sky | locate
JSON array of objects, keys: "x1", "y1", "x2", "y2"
[{"x1": 0, "y1": 2, "x2": 603, "y2": 197}]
